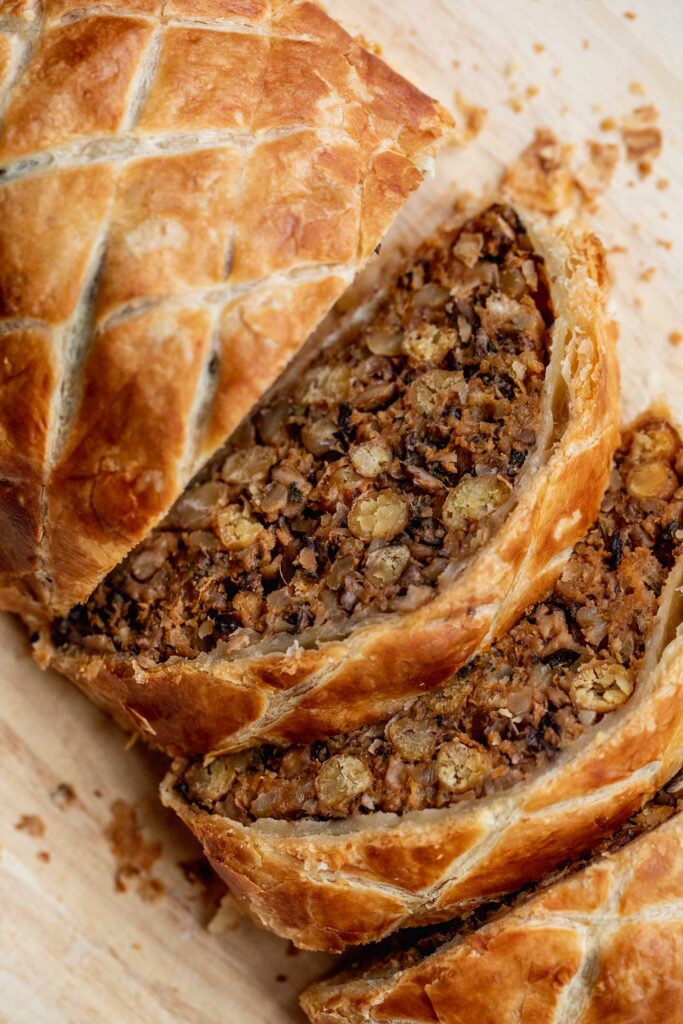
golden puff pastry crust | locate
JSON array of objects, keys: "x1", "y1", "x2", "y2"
[
  {"x1": 300, "y1": 790, "x2": 683, "y2": 1024},
  {"x1": 0, "y1": 0, "x2": 450, "y2": 618},
  {"x1": 160, "y1": 477, "x2": 683, "y2": 952},
  {"x1": 46, "y1": 207, "x2": 619, "y2": 758}
]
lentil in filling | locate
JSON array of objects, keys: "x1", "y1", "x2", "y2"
[
  {"x1": 53, "y1": 206, "x2": 554, "y2": 662},
  {"x1": 178, "y1": 417, "x2": 683, "y2": 822}
]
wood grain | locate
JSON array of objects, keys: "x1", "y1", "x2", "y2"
[{"x1": 1, "y1": 1, "x2": 681, "y2": 1021}]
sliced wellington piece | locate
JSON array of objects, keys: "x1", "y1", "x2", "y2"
[
  {"x1": 301, "y1": 776, "x2": 683, "y2": 1024},
  {"x1": 45, "y1": 203, "x2": 618, "y2": 757},
  {"x1": 0, "y1": 0, "x2": 450, "y2": 619},
  {"x1": 163, "y1": 414, "x2": 683, "y2": 951}
]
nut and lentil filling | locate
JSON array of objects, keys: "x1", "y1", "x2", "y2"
[
  {"x1": 53, "y1": 205, "x2": 553, "y2": 661},
  {"x1": 178, "y1": 417, "x2": 683, "y2": 823}
]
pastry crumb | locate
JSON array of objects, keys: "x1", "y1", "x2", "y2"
[
  {"x1": 669, "y1": 332, "x2": 683, "y2": 347},
  {"x1": 51, "y1": 782, "x2": 76, "y2": 810},
  {"x1": 656, "y1": 178, "x2": 670, "y2": 190},
  {"x1": 600, "y1": 117, "x2": 617, "y2": 131},
  {"x1": 575, "y1": 140, "x2": 620, "y2": 212},
  {"x1": 639, "y1": 267, "x2": 656, "y2": 282},
  {"x1": 623, "y1": 10, "x2": 637, "y2": 19},
  {"x1": 452, "y1": 92, "x2": 487, "y2": 145},
  {"x1": 629, "y1": 81, "x2": 646, "y2": 95},
  {"x1": 105, "y1": 799, "x2": 163, "y2": 899},
  {"x1": 179, "y1": 856, "x2": 226, "y2": 910},
  {"x1": 138, "y1": 877, "x2": 166, "y2": 902},
  {"x1": 355, "y1": 34, "x2": 382, "y2": 56},
  {"x1": 208, "y1": 893, "x2": 243, "y2": 934},
  {"x1": 533, "y1": 42, "x2": 545, "y2": 54},
  {"x1": 36, "y1": 850, "x2": 50, "y2": 863},
  {"x1": 502, "y1": 128, "x2": 576, "y2": 215},
  {"x1": 503, "y1": 131, "x2": 618, "y2": 216},
  {"x1": 657, "y1": 239, "x2": 673, "y2": 251},
  {"x1": 582, "y1": 38, "x2": 590, "y2": 49},
  {"x1": 15, "y1": 814, "x2": 45, "y2": 838},
  {"x1": 620, "y1": 105, "x2": 662, "y2": 163}
]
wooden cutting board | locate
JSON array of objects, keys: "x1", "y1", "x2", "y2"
[{"x1": 2, "y1": 1, "x2": 681, "y2": 1021}]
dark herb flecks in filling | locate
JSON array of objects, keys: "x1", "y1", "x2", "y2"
[
  {"x1": 179, "y1": 417, "x2": 683, "y2": 823},
  {"x1": 54, "y1": 205, "x2": 553, "y2": 662}
]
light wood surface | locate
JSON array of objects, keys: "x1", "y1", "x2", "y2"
[{"x1": 2, "y1": 2, "x2": 681, "y2": 1022}]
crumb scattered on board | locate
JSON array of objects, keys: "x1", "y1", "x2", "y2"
[
  {"x1": 36, "y1": 850, "x2": 50, "y2": 863},
  {"x1": 51, "y1": 783, "x2": 76, "y2": 810},
  {"x1": 105, "y1": 799, "x2": 165, "y2": 902},
  {"x1": 620, "y1": 105, "x2": 662, "y2": 169},
  {"x1": 355, "y1": 33, "x2": 382, "y2": 56},
  {"x1": 501, "y1": 128, "x2": 576, "y2": 215},
  {"x1": 208, "y1": 892, "x2": 243, "y2": 935},
  {"x1": 502, "y1": 103, "x2": 665, "y2": 219},
  {"x1": 179, "y1": 856, "x2": 226, "y2": 912},
  {"x1": 575, "y1": 141, "x2": 620, "y2": 211},
  {"x1": 501, "y1": 128, "x2": 618, "y2": 216},
  {"x1": 500, "y1": 121, "x2": 677, "y2": 346},
  {"x1": 452, "y1": 91, "x2": 487, "y2": 145},
  {"x1": 15, "y1": 814, "x2": 45, "y2": 838}
]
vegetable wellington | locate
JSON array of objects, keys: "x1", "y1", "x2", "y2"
[
  {"x1": 164, "y1": 414, "x2": 683, "y2": 951},
  {"x1": 46, "y1": 203, "x2": 618, "y2": 758}
]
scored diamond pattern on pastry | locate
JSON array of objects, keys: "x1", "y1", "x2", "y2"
[{"x1": 0, "y1": 0, "x2": 450, "y2": 615}]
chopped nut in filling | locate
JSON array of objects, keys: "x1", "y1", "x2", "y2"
[
  {"x1": 53, "y1": 205, "x2": 553, "y2": 662},
  {"x1": 177, "y1": 417, "x2": 683, "y2": 823}
]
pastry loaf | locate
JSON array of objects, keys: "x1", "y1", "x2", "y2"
[
  {"x1": 45, "y1": 203, "x2": 618, "y2": 757},
  {"x1": 0, "y1": 0, "x2": 450, "y2": 618},
  {"x1": 162, "y1": 414, "x2": 683, "y2": 950},
  {"x1": 301, "y1": 776, "x2": 683, "y2": 1023}
]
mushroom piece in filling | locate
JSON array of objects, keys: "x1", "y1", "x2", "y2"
[
  {"x1": 52, "y1": 205, "x2": 553, "y2": 662},
  {"x1": 177, "y1": 416, "x2": 683, "y2": 823}
]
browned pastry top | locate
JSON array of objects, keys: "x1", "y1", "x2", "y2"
[
  {"x1": 0, "y1": 0, "x2": 450, "y2": 617},
  {"x1": 301, "y1": 781, "x2": 683, "y2": 1023}
]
